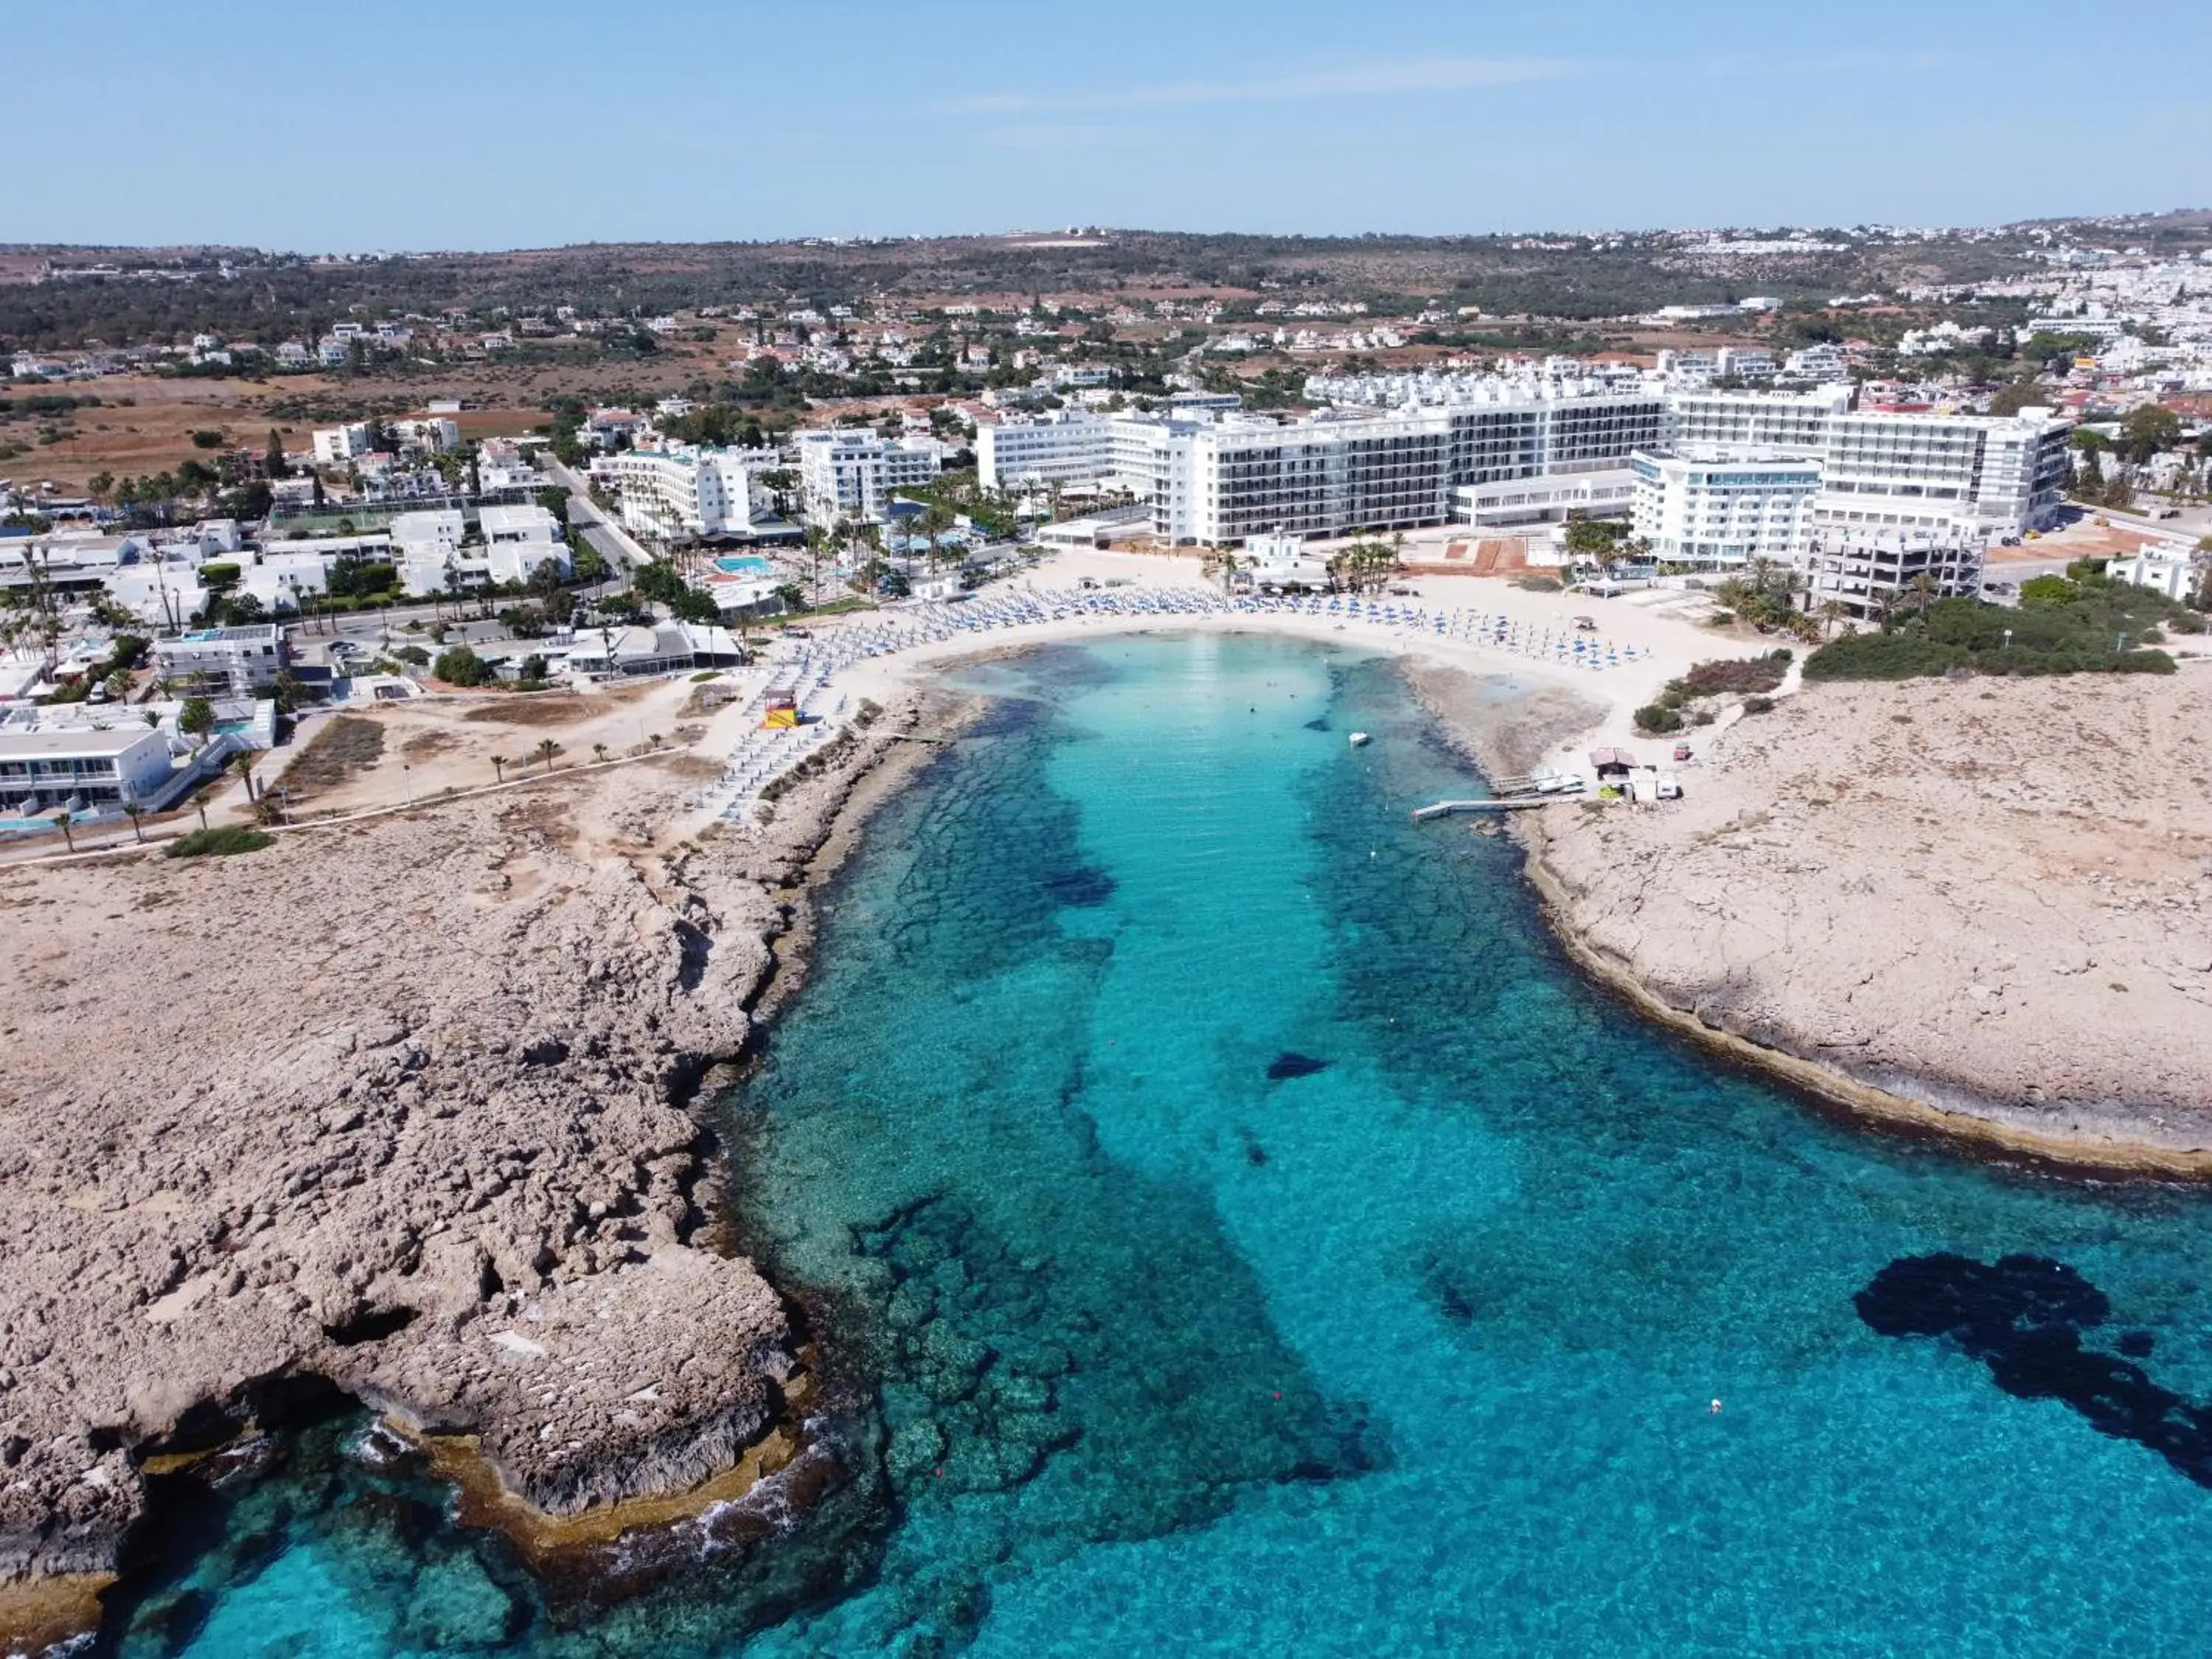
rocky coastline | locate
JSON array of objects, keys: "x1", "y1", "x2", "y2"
[
  {"x1": 0, "y1": 688, "x2": 961, "y2": 1650},
  {"x1": 1490, "y1": 674, "x2": 2212, "y2": 1173}
]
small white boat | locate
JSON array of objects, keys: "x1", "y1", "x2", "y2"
[{"x1": 1349, "y1": 731, "x2": 1371, "y2": 747}]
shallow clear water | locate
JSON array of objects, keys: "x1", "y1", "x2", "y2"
[{"x1": 151, "y1": 633, "x2": 2212, "y2": 1658}]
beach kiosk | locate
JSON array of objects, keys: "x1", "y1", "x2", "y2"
[{"x1": 762, "y1": 691, "x2": 799, "y2": 730}]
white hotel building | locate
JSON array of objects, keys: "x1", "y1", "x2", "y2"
[
  {"x1": 977, "y1": 412, "x2": 1116, "y2": 490},
  {"x1": 599, "y1": 445, "x2": 775, "y2": 543},
  {"x1": 982, "y1": 378, "x2": 2070, "y2": 558},
  {"x1": 1629, "y1": 451, "x2": 1822, "y2": 566},
  {"x1": 796, "y1": 431, "x2": 944, "y2": 522},
  {"x1": 1094, "y1": 381, "x2": 1670, "y2": 546},
  {"x1": 1669, "y1": 386, "x2": 2073, "y2": 540}
]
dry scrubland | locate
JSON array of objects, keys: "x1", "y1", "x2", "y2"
[
  {"x1": 1524, "y1": 673, "x2": 2212, "y2": 1161},
  {"x1": 9, "y1": 371, "x2": 562, "y2": 495}
]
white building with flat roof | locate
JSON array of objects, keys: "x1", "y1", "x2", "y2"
[
  {"x1": 796, "y1": 431, "x2": 944, "y2": 522},
  {"x1": 153, "y1": 625, "x2": 289, "y2": 695},
  {"x1": 1456, "y1": 468, "x2": 1639, "y2": 529},
  {"x1": 976, "y1": 412, "x2": 1116, "y2": 490},
  {"x1": 599, "y1": 446, "x2": 774, "y2": 541},
  {"x1": 1630, "y1": 449, "x2": 1821, "y2": 567},
  {"x1": 311, "y1": 423, "x2": 376, "y2": 465},
  {"x1": 0, "y1": 726, "x2": 175, "y2": 811},
  {"x1": 476, "y1": 504, "x2": 569, "y2": 585},
  {"x1": 1669, "y1": 388, "x2": 2073, "y2": 538}
]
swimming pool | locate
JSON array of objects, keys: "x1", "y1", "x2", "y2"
[{"x1": 714, "y1": 554, "x2": 775, "y2": 575}]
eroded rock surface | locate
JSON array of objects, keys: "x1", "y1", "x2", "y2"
[
  {"x1": 0, "y1": 703, "x2": 926, "y2": 1587},
  {"x1": 1521, "y1": 675, "x2": 2212, "y2": 1152}
]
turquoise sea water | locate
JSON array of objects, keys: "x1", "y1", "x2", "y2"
[{"x1": 142, "y1": 633, "x2": 2212, "y2": 1658}]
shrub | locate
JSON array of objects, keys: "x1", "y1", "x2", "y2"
[
  {"x1": 1741, "y1": 695, "x2": 1775, "y2": 715},
  {"x1": 392, "y1": 644, "x2": 430, "y2": 666},
  {"x1": 166, "y1": 826, "x2": 274, "y2": 858},
  {"x1": 1806, "y1": 594, "x2": 2184, "y2": 681},
  {"x1": 1633, "y1": 703, "x2": 1685, "y2": 734},
  {"x1": 2170, "y1": 611, "x2": 2206, "y2": 635},
  {"x1": 1673, "y1": 656, "x2": 1788, "y2": 698},
  {"x1": 433, "y1": 645, "x2": 491, "y2": 686}
]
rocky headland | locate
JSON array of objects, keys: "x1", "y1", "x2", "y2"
[
  {"x1": 1510, "y1": 672, "x2": 2212, "y2": 1167},
  {"x1": 0, "y1": 690, "x2": 948, "y2": 1645}
]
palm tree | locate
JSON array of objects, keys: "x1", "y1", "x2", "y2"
[
  {"x1": 592, "y1": 742, "x2": 608, "y2": 763},
  {"x1": 191, "y1": 787, "x2": 215, "y2": 832},
  {"x1": 55, "y1": 812, "x2": 74, "y2": 853},
  {"x1": 231, "y1": 753, "x2": 255, "y2": 803},
  {"x1": 490, "y1": 753, "x2": 508, "y2": 784},
  {"x1": 1817, "y1": 599, "x2": 1846, "y2": 639},
  {"x1": 918, "y1": 501, "x2": 956, "y2": 579},
  {"x1": 535, "y1": 738, "x2": 557, "y2": 773},
  {"x1": 123, "y1": 804, "x2": 145, "y2": 844}
]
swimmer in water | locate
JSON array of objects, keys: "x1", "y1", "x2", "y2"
[{"x1": 1709, "y1": 1399, "x2": 1722, "y2": 1415}]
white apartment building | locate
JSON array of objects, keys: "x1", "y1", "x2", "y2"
[
  {"x1": 312, "y1": 423, "x2": 375, "y2": 465},
  {"x1": 600, "y1": 446, "x2": 771, "y2": 542},
  {"x1": 390, "y1": 509, "x2": 467, "y2": 594},
  {"x1": 796, "y1": 431, "x2": 943, "y2": 522},
  {"x1": 1630, "y1": 450, "x2": 1821, "y2": 567},
  {"x1": 477, "y1": 504, "x2": 569, "y2": 585},
  {"x1": 153, "y1": 624, "x2": 290, "y2": 695},
  {"x1": 976, "y1": 412, "x2": 1115, "y2": 490},
  {"x1": 394, "y1": 417, "x2": 460, "y2": 453},
  {"x1": 1783, "y1": 344, "x2": 1849, "y2": 382},
  {"x1": 2108, "y1": 546, "x2": 2202, "y2": 603},
  {"x1": 0, "y1": 726, "x2": 175, "y2": 812},
  {"x1": 1716, "y1": 347, "x2": 1778, "y2": 382},
  {"x1": 1806, "y1": 528, "x2": 1988, "y2": 622}
]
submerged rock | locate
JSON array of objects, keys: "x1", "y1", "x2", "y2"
[
  {"x1": 1267, "y1": 1051, "x2": 1332, "y2": 1082},
  {"x1": 1857, "y1": 1253, "x2": 2212, "y2": 1488}
]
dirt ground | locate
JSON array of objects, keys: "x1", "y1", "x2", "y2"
[
  {"x1": 262, "y1": 677, "x2": 721, "y2": 818},
  {"x1": 0, "y1": 372, "x2": 559, "y2": 495}
]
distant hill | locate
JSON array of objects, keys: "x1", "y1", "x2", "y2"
[{"x1": 3, "y1": 212, "x2": 2207, "y2": 352}]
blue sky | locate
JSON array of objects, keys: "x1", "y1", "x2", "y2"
[{"x1": 14, "y1": 0, "x2": 2211, "y2": 250}]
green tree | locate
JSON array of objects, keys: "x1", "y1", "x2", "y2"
[
  {"x1": 2118, "y1": 405, "x2": 2182, "y2": 467},
  {"x1": 433, "y1": 644, "x2": 491, "y2": 686},
  {"x1": 265, "y1": 428, "x2": 289, "y2": 479},
  {"x1": 535, "y1": 737, "x2": 557, "y2": 772},
  {"x1": 178, "y1": 696, "x2": 216, "y2": 741}
]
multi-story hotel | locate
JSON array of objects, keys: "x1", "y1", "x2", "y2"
[
  {"x1": 976, "y1": 412, "x2": 1116, "y2": 491},
  {"x1": 597, "y1": 445, "x2": 775, "y2": 543},
  {"x1": 796, "y1": 431, "x2": 944, "y2": 522},
  {"x1": 1630, "y1": 450, "x2": 1823, "y2": 567},
  {"x1": 1668, "y1": 386, "x2": 2073, "y2": 540}
]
